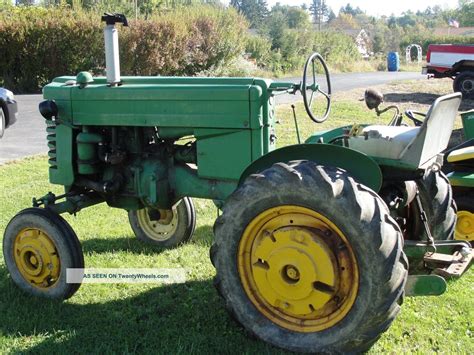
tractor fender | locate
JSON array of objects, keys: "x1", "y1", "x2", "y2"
[{"x1": 239, "y1": 144, "x2": 383, "y2": 192}]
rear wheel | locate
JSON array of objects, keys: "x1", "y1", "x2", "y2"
[
  {"x1": 453, "y1": 71, "x2": 474, "y2": 99},
  {"x1": 3, "y1": 208, "x2": 84, "y2": 300},
  {"x1": 128, "y1": 197, "x2": 196, "y2": 248},
  {"x1": 211, "y1": 161, "x2": 407, "y2": 353},
  {"x1": 411, "y1": 169, "x2": 456, "y2": 240}
]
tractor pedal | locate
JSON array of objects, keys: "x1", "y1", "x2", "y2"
[{"x1": 424, "y1": 248, "x2": 473, "y2": 278}]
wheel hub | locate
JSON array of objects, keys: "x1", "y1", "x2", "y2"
[
  {"x1": 13, "y1": 228, "x2": 60, "y2": 288},
  {"x1": 137, "y1": 206, "x2": 178, "y2": 241},
  {"x1": 461, "y1": 78, "x2": 474, "y2": 93},
  {"x1": 455, "y1": 210, "x2": 474, "y2": 241},
  {"x1": 238, "y1": 205, "x2": 358, "y2": 332}
]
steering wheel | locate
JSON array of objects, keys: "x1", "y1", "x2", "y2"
[
  {"x1": 404, "y1": 110, "x2": 426, "y2": 126},
  {"x1": 302, "y1": 52, "x2": 332, "y2": 123}
]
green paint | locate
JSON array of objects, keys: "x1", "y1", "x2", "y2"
[
  {"x1": 447, "y1": 171, "x2": 474, "y2": 187},
  {"x1": 239, "y1": 143, "x2": 383, "y2": 192},
  {"x1": 461, "y1": 110, "x2": 474, "y2": 139},
  {"x1": 404, "y1": 275, "x2": 447, "y2": 296}
]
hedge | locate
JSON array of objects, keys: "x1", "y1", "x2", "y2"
[
  {"x1": 0, "y1": 6, "x2": 247, "y2": 93},
  {"x1": 401, "y1": 34, "x2": 474, "y2": 56}
]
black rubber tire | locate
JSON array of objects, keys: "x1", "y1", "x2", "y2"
[
  {"x1": 412, "y1": 168, "x2": 456, "y2": 241},
  {"x1": 128, "y1": 197, "x2": 196, "y2": 248},
  {"x1": 0, "y1": 106, "x2": 5, "y2": 138},
  {"x1": 3, "y1": 207, "x2": 84, "y2": 300},
  {"x1": 453, "y1": 71, "x2": 474, "y2": 99},
  {"x1": 211, "y1": 161, "x2": 407, "y2": 353}
]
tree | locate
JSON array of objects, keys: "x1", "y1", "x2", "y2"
[
  {"x1": 340, "y1": 3, "x2": 363, "y2": 16},
  {"x1": 231, "y1": 0, "x2": 268, "y2": 28},
  {"x1": 309, "y1": 0, "x2": 328, "y2": 31},
  {"x1": 271, "y1": 5, "x2": 310, "y2": 29}
]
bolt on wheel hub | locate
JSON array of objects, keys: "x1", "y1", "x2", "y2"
[{"x1": 238, "y1": 206, "x2": 359, "y2": 332}]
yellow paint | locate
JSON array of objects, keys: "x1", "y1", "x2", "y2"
[
  {"x1": 238, "y1": 205, "x2": 359, "y2": 332},
  {"x1": 13, "y1": 228, "x2": 60, "y2": 289},
  {"x1": 447, "y1": 146, "x2": 474, "y2": 163},
  {"x1": 137, "y1": 207, "x2": 177, "y2": 241},
  {"x1": 454, "y1": 210, "x2": 474, "y2": 241}
]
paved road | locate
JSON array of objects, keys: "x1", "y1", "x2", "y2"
[
  {"x1": 274, "y1": 71, "x2": 424, "y2": 105},
  {"x1": 0, "y1": 72, "x2": 424, "y2": 164}
]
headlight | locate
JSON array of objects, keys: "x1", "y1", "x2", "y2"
[{"x1": 5, "y1": 89, "x2": 14, "y2": 101}]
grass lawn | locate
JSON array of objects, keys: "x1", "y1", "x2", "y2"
[{"x1": 0, "y1": 80, "x2": 473, "y2": 353}]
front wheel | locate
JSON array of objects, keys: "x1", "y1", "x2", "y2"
[
  {"x1": 453, "y1": 71, "x2": 474, "y2": 99},
  {"x1": 128, "y1": 197, "x2": 196, "y2": 248},
  {"x1": 0, "y1": 106, "x2": 5, "y2": 138},
  {"x1": 211, "y1": 161, "x2": 407, "y2": 353},
  {"x1": 3, "y1": 208, "x2": 84, "y2": 300}
]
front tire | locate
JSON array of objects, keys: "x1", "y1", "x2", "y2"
[
  {"x1": 128, "y1": 197, "x2": 196, "y2": 248},
  {"x1": 211, "y1": 161, "x2": 407, "y2": 353},
  {"x1": 0, "y1": 106, "x2": 5, "y2": 138},
  {"x1": 3, "y1": 208, "x2": 84, "y2": 300},
  {"x1": 453, "y1": 71, "x2": 474, "y2": 99}
]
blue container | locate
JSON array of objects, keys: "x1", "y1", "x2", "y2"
[{"x1": 387, "y1": 52, "x2": 400, "y2": 72}]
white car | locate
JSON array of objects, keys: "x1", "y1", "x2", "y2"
[{"x1": 0, "y1": 87, "x2": 18, "y2": 138}]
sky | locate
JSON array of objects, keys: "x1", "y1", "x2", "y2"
[{"x1": 225, "y1": 1, "x2": 459, "y2": 17}]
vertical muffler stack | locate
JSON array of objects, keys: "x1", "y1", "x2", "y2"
[{"x1": 101, "y1": 13, "x2": 128, "y2": 86}]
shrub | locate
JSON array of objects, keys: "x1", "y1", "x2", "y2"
[
  {"x1": 400, "y1": 34, "x2": 474, "y2": 55},
  {"x1": 0, "y1": 5, "x2": 247, "y2": 93}
]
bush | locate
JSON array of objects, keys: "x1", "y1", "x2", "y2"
[
  {"x1": 245, "y1": 35, "x2": 272, "y2": 67},
  {"x1": 0, "y1": 6, "x2": 247, "y2": 93},
  {"x1": 401, "y1": 34, "x2": 474, "y2": 55}
]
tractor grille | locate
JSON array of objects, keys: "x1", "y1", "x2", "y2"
[{"x1": 45, "y1": 118, "x2": 57, "y2": 170}]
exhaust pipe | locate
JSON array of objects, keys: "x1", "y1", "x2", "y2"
[{"x1": 101, "y1": 13, "x2": 128, "y2": 86}]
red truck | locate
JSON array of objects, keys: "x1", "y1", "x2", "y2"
[{"x1": 422, "y1": 44, "x2": 474, "y2": 99}]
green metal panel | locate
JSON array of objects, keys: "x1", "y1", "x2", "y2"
[
  {"x1": 461, "y1": 110, "x2": 474, "y2": 139},
  {"x1": 447, "y1": 171, "x2": 474, "y2": 187},
  {"x1": 171, "y1": 165, "x2": 238, "y2": 202},
  {"x1": 196, "y1": 129, "x2": 253, "y2": 181},
  {"x1": 404, "y1": 275, "x2": 446, "y2": 296},
  {"x1": 239, "y1": 143, "x2": 383, "y2": 192},
  {"x1": 306, "y1": 126, "x2": 354, "y2": 144},
  {"x1": 49, "y1": 124, "x2": 75, "y2": 186}
]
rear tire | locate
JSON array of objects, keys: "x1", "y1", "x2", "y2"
[
  {"x1": 453, "y1": 71, "x2": 474, "y2": 99},
  {"x1": 412, "y1": 168, "x2": 456, "y2": 240},
  {"x1": 128, "y1": 197, "x2": 196, "y2": 248},
  {"x1": 211, "y1": 161, "x2": 407, "y2": 353}
]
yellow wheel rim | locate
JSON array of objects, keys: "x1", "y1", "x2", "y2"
[
  {"x1": 454, "y1": 210, "x2": 474, "y2": 241},
  {"x1": 13, "y1": 228, "x2": 60, "y2": 289},
  {"x1": 238, "y1": 205, "x2": 359, "y2": 332},
  {"x1": 137, "y1": 206, "x2": 178, "y2": 242}
]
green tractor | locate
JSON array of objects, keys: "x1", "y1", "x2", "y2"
[
  {"x1": 445, "y1": 110, "x2": 474, "y2": 243},
  {"x1": 2, "y1": 14, "x2": 472, "y2": 353}
]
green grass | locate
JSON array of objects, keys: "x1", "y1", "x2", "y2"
[{"x1": 0, "y1": 96, "x2": 472, "y2": 354}]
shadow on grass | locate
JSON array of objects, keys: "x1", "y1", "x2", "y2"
[
  {"x1": 0, "y1": 267, "x2": 284, "y2": 354},
  {"x1": 80, "y1": 225, "x2": 214, "y2": 256},
  {"x1": 384, "y1": 92, "x2": 474, "y2": 111}
]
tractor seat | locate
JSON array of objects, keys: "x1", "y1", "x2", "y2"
[
  {"x1": 447, "y1": 146, "x2": 474, "y2": 163},
  {"x1": 348, "y1": 93, "x2": 462, "y2": 169}
]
